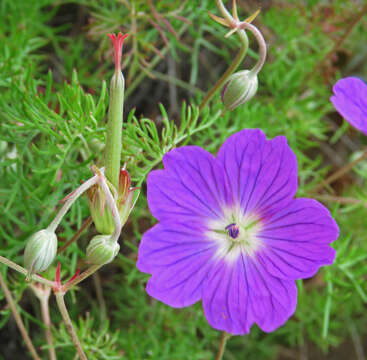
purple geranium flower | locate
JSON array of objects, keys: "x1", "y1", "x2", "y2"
[
  {"x1": 137, "y1": 129, "x2": 338, "y2": 335},
  {"x1": 331, "y1": 77, "x2": 367, "y2": 136}
]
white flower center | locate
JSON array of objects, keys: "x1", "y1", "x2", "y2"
[{"x1": 206, "y1": 205, "x2": 263, "y2": 262}]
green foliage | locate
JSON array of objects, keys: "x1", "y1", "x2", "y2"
[{"x1": 1, "y1": 0, "x2": 367, "y2": 359}]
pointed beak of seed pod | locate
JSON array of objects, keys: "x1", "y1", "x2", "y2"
[{"x1": 107, "y1": 32, "x2": 129, "y2": 73}]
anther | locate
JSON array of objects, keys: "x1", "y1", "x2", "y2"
[{"x1": 225, "y1": 223, "x2": 240, "y2": 239}]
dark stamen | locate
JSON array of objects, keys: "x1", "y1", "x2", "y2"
[{"x1": 225, "y1": 223, "x2": 240, "y2": 239}]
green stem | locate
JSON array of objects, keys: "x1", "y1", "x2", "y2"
[
  {"x1": 0, "y1": 255, "x2": 54, "y2": 287},
  {"x1": 215, "y1": 0, "x2": 234, "y2": 21},
  {"x1": 0, "y1": 273, "x2": 42, "y2": 360},
  {"x1": 215, "y1": 332, "x2": 231, "y2": 360},
  {"x1": 199, "y1": 1, "x2": 249, "y2": 111},
  {"x1": 55, "y1": 292, "x2": 87, "y2": 360},
  {"x1": 104, "y1": 71, "x2": 125, "y2": 189},
  {"x1": 62, "y1": 264, "x2": 102, "y2": 293}
]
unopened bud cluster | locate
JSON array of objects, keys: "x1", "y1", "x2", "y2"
[{"x1": 23, "y1": 33, "x2": 135, "y2": 275}]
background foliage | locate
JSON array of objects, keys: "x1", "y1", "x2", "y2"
[{"x1": 1, "y1": 0, "x2": 367, "y2": 359}]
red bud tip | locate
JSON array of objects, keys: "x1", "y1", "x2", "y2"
[{"x1": 107, "y1": 32, "x2": 129, "y2": 72}]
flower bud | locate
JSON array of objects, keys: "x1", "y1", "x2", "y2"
[
  {"x1": 87, "y1": 168, "x2": 137, "y2": 235},
  {"x1": 104, "y1": 32, "x2": 128, "y2": 190},
  {"x1": 24, "y1": 229, "x2": 57, "y2": 275},
  {"x1": 221, "y1": 70, "x2": 258, "y2": 110},
  {"x1": 86, "y1": 235, "x2": 120, "y2": 265}
]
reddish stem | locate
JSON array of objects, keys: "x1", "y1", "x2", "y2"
[
  {"x1": 65, "y1": 269, "x2": 81, "y2": 287},
  {"x1": 54, "y1": 262, "x2": 61, "y2": 291}
]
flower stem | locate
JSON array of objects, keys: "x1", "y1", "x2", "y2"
[
  {"x1": 48, "y1": 174, "x2": 99, "y2": 233},
  {"x1": 216, "y1": 332, "x2": 231, "y2": 360},
  {"x1": 37, "y1": 287, "x2": 57, "y2": 360},
  {"x1": 199, "y1": 1, "x2": 249, "y2": 111},
  {"x1": 0, "y1": 273, "x2": 41, "y2": 360},
  {"x1": 0, "y1": 255, "x2": 54, "y2": 287},
  {"x1": 62, "y1": 264, "x2": 102, "y2": 293},
  {"x1": 238, "y1": 21, "x2": 266, "y2": 76},
  {"x1": 55, "y1": 292, "x2": 87, "y2": 360},
  {"x1": 310, "y1": 148, "x2": 367, "y2": 193}
]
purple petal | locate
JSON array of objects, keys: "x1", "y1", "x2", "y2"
[
  {"x1": 331, "y1": 77, "x2": 367, "y2": 136},
  {"x1": 137, "y1": 221, "x2": 217, "y2": 307},
  {"x1": 216, "y1": 129, "x2": 297, "y2": 215},
  {"x1": 202, "y1": 256, "x2": 297, "y2": 334},
  {"x1": 259, "y1": 198, "x2": 339, "y2": 280},
  {"x1": 244, "y1": 259, "x2": 297, "y2": 332},
  {"x1": 147, "y1": 146, "x2": 230, "y2": 222}
]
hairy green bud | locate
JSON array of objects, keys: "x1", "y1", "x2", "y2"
[
  {"x1": 221, "y1": 70, "x2": 258, "y2": 110},
  {"x1": 86, "y1": 235, "x2": 120, "y2": 265},
  {"x1": 24, "y1": 229, "x2": 57, "y2": 274}
]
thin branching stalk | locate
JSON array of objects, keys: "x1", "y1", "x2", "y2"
[
  {"x1": 31, "y1": 284, "x2": 57, "y2": 360},
  {"x1": 55, "y1": 292, "x2": 87, "y2": 360},
  {"x1": 237, "y1": 21, "x2": 266, "y2": 76},
  {"x1": 39, "y1": 290, "x2": 57, "y2": 360},
  {"x1": 48, "y1": 174, "x2": 99, "y2": 232},
  {"x1": 0, "y1": 273, "x2": 41, "y2": 360},
  {"x1": 0, "y1": 256, "x2": 54, "y2": 287},
  {"x1": 62, "y1": 265, "x2": 102, "y2": 293},
  {"x1": 311, "y1": 148, "x2": 367, "y2": 193},
  {"x1": 215, "y1": 332, "x2": 231, "y2": 360}
]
